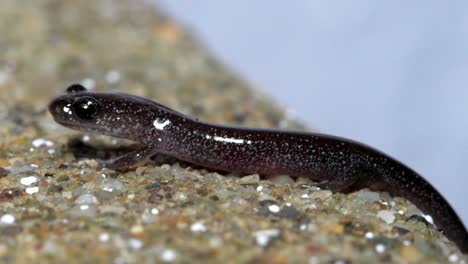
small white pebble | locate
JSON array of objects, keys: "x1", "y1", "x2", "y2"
[
  {"x1": 0, "y1": 214, "x2": 15, "y2": 225},
  {"x1": 190, "y1": 221, "x2": 207, "y2": 232},
  {"x1": 99, "y1": 233, "x2": 110, "y2": 242},
  {"x1": 101, "y1": 178, "x2": 128, "y2": 192},
  {"x1": 299, "y1": 223, "x2": 308, "y2": 231},
  {"x1": 256, "y1": 185, "x2": 263, "y2": 192},
  {"x1": 254, "y1": 229, "x2": 280, "y2": 247},
  {"x1": 151, "y1": 208, "x2": 159, "y2": 215},
  {"x1": 175, "y1": 192, "x2": 187, "y2": 201},
  {"x1": 25, "y1": 186, "x2": 39, "y2": 194},
  {"x1": 301, "y1": 193, "x2": 310, "y2": 199},
  {"x1": 161, "y1": 249, "x2": 176, "y2": 262},
  {"x1": 402, "y1": 239, "x2": 411, "y2": 246},
  {"x1": 377, "y1": 210, "x2": 395, "y2": 224},
  {"x1": 82, "y1": 135, "x2": 91, "y2": 142},
  {"x1": 448, "y1": 253, "x2": 459, "y2": 262},
  {"x1": 75, "y1": 193, "x2": 99, "y2": 205},
  {"x1": 32, "y1": 138, "x2": 54, "y2": 148},
  {"x1": 20, "y1": 176, "x2": 37, "y2": 186},
  {"x1": 365, "y1": 232, "x2": 374, "y2": 239},
  {"x1": 379, "y1": 200, "x2": 389, "y2": 206},
  {"x1": 268, "y1": 204, "x2": 280, "y2": 213},
  {"x1": 375, "y1": 244, "x2": 386, "y2": 253},
  {"x1": 128, "y1": 238, "x2": 143, "y2": 249}
]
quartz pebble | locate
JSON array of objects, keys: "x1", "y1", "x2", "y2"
[
  {"x1": 0, "y1": 214, "x2": 15, "y2": 225},
  {"x1": 269, "y1": 174, "x2": 294, "y2": 184},
  {"x1": 70, "y1": 204, "x2": 97, "y2": 218},
  {"x1": 20, "y1": 176, "x2": 37, "y2": 186},
  {"x1": 161, "y1": 249, "x2": 176, "y2": 262},
  {"x1": 254, "y1": 229, "x2": 280, "y2": 247},
  {"x1": 32, "y1": 138, "x2": 54, "y2": 148},
  {"x1": 190, "y1": 221, "x2": 207, "y2": 233},
  {"x1": 101, "y1": 179, "x2": 128, "y2": 192},
  {"x1": 75, "y1": 193, "x2": 99, "y2": 204},
  {"x1": 25, "y1": 186, "x2": 39, "y2": 194},
  {"x1": 377, "y1": 210, "x2": 395, "y2": 224}
]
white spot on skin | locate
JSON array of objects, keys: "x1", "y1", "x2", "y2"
[
  {"x1": 422, "y1": 214, "x2": 434, "y2": 225},
  {"x1": 64, "y1": 104, "x2": 72, "y2": 115},
  {"x1": 213, "y1": 136, "x2": 245, "y2": 144},
  {"x1": 153, "y1": 119, "x2": 171, "y2": 130}
]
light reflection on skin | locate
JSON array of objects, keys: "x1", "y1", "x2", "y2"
[
  {"x1": 204, "y1": 135, "x2": 252, "y2": 144},
  {"x1": 153, "y1": 119, "x2": 171, "y2": 130}
]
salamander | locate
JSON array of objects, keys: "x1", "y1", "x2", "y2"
[{"x1": 48, "y1": 84, "x2": 468, "y2": 253}]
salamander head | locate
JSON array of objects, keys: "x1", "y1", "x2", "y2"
[{"x1": 48, "y1": 84, "x2": 160, "y2": 142}]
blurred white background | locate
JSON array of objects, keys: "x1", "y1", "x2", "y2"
[{"x1": 157, "y1": 1, "x2": 468, "y2": 225}]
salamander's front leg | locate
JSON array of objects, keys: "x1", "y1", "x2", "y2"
[{"x1": 100, "y1": 145, "x2": 159, "y2": 171}]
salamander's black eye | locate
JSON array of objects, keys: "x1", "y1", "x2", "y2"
[
  {"x1": 66, "y1": 84, "x2": 87, "y2": 93},
  {"x1": 72, "y1": 97, "x2": 101, "y2": 120}
]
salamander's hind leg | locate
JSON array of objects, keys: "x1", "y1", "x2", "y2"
[
  {"x1": 313, "y1": 162, "x2": 378, "y2": 192},
  {"x1": 314, "y1": 173, "x2": 359, "y2": 191},
  {"x1": 100, "y1": 145, "x2": 159, "y2": 171}
]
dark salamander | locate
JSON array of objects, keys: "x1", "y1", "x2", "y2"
[{"x1": 49, "y1": 84, "x2": 468, "y2": 253}]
